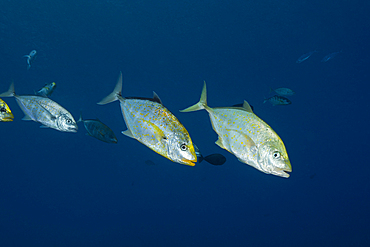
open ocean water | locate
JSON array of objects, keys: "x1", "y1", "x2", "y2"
[{"x1": 0, "y1": 0, "x2": 369, "y2": 246}]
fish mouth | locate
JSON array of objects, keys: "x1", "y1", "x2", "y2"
[
  {"x1": 273, "y1": 167, "x2": 292, "y2": 178},
  {"x1": 181, "y1": 157, "x2": 197, "y2": 167},
  {"x1": 2, "y1": 113, "x2": 14, "y2": 122},
  {"x1": 68, "y1": 126, "x2": 78, "y2": 132}
]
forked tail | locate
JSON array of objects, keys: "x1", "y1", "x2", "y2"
[
  {"x1": 180, "y1": 81, "x2": 208, "y2": 113},
  {"x1": 97, "y1": 71, "x2": 123, "y2": 105}
]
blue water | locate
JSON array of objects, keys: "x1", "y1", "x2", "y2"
[{"x1": 0, "y1": 0, "x2": 369, "y2": 246}]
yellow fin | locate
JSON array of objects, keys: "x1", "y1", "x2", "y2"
[
  {"x1": 215, "y1": 137, "x2": 226, "y2": 149},
  {"x1": 141, "y1": 119, "x2": 166, "y2": 143},
  {"x1": 122, "y1": 129, "x2": 135, "y2": 139}
]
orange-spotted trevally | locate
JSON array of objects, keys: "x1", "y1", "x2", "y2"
[
  {"x1": 180, "y1": 81, "x2": 292, "y2": 178},
  {"x1": 0, "y1": 82, "x2": 78, "y2": 132},
  {"x1": 97, "y1": 72, "x2": 197, "y2": 166},
  {"x1": 0, "y1": 98, "x2": 14, "y2": 122}
]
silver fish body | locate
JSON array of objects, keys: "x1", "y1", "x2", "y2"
[
  {"x1": 0, "y1": 83, "x2": 77, "y2": 132},
  {"x1": 264, "y1": 95, "x2": 292, "y2": 106},
  {"x1": 98, "y1": 72, "x2": 197, "y2": 166},
  {"x1": 181, "y1": 82, "x2": 292, "y2": 178}
]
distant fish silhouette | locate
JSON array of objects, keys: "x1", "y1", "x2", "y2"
[
  {"x1": 296, "y1": 50, "x2": 317, "y2": 63},
  {"x1": 23, "y1": 50, "x2": 37, "y2": 70},
  {"x1": 321, "y1": 50, "x2": 342, "y2": 62}
]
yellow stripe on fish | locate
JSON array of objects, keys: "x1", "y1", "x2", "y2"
[
  {"x1": 97, "y1": 72, "x2": 197, "y2": 166},
  {"x1": 180, "y1": 81, "x2": 292, "y2": 178}
]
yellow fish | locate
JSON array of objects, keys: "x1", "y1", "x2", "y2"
[
  {"x1": 98, "y1": 72, "x2": 197, "y2": 166},
  {"x1": 0, "y1": 98, "x2": 14, "y2": 122},
  {"x1": 181, "y1": 82, "x2": 292, "y2": 178}
]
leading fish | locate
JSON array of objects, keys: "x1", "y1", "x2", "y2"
[
  {"x1": 0, "y1": 82, "x2": 78, "y2": 132},
  {"x1": 0, "y1": 98, "x2": 14, "y2": 122},
  {"x1": 180, "y1": 82, "x2": 292, "y2": 178},
  {"x1": 97, "y1": 72, "x2": 197, "y2": 166}
]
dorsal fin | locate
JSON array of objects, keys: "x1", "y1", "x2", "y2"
[
  {"x1": 242, "y1": 100, "x2": 253, "y2": 113},
  {"x1": 152, "y1": 91, "x2": 162, "y2": 104}
]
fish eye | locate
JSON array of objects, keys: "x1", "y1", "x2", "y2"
[
  {"x1": 66, "y1": 119, "x2": 72, "y2": 124},
  {"x1": 0, "y1": 107, "x2": 6, "y2": 112},
  {"x1": 180, "y1": 143, "x2": 187, "y2": 151},
  {"x1": 273, "y1": 151, "x2": 281, "y2": 159}
]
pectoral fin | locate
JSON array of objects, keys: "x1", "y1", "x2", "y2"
[{"x1": 226, "y1": 129, "x2": 256, "y2": 148}]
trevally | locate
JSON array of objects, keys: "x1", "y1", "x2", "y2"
[
  {"x1": 0, "y1": 82, "x2": 77, "y2": 132},
  {"x1": 0, "y1": 98, "x2": 14, "y2": 122},
  {"x1": 98, "y1": 72, "x2": 197, "y2": 166},
  {"x1": 180, "y1": 81, "x2": 292, "y2": 178}
]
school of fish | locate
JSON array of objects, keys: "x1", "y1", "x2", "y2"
[{"x1": 0, "y1": 48, "x2": 304, "y2": 178}]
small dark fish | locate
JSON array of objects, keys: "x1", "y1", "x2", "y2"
[
  {"x1": 35, "y1": 82, "x2": 56, "y2": 97},
  {"x1": 78, "y1": 112, "x2": 117, "y2": 143},
  {"x1": 296, "y1": 50, "x2": 317, "y2": 63},
  {"x1": 321, "y1": 50, "x2": 342, "y2": 62},
  {"x1": 23, "y1": 50, "x2": 37, "y2": 70},
  {"x1": 194, "y1": 144, "x2": 226, "y2": 166},
  {"x1": 263, "y1": 95, "x2": 292, "y2": 106}
]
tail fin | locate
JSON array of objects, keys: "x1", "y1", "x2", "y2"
[
  {"x1": 0, "y1": 82, "x2": 15, "y2": 97},
  {"x1": 180, "y1": 81, "x2": 207, "y2": 112},
  {"x1": 97, "y1": 71, "x2": 123, "y2": 105}
]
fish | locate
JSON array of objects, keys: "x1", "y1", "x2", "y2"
[
  {"x1": 263, "y1": 95, "x2": 292, "y2": 106},
  {"x1": 0, "y1": 82, "x2": 78, "y2": 132},
  {"x1": 35, "y1": 82, "x2": 56, "y2": 97},
  {"x1": 78, "y1": 112, "x2": 117, "y2": 143},
  {"x1": 23, "y1": 50, "x2": 37, "y2": 70},
  {"x1": 194, "y1": 145, "x2": 226, "y2": 166},
  {"x1": 321, "y1": 50, "x2": 342, "y2": 62},
  {"x1": 296, "y1": 50, "x2": 317, "y2": 63},
  {"x1": 180, "y1": 81, "x2": 292, "y2": 178},
  {"x1": 0, "y1": 98, "x2": 14, "y2": 122},
  {"x1": 269, "y1": 87, "x2": 295, "y2": 96},
  {"x1": 97, "y1": 72, "x2": 197, "y2": 166}
]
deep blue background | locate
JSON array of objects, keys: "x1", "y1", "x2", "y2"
[{"x1": 0, "y1": 0, "x2": 369, "y2": 246}]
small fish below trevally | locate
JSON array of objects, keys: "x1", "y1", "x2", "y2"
[
  {"x1": 264, "y1": 95, "x2": 292, "y2": 106},
  {"x1": 23, "y1": 50, "x2": 37, "y2": 70},
  {"x1": 194, "y1": 144, "x2": 226, "y2": 166},
  {"x1": 321, "y1": 50, "x2": 342, "y2": 62},
  {"x1": 78, "y1": 112, "x2": 117, "y2": 143},
  {"x1": 0, "y1": 98, "x2": 14, "y2": 122},
  {"x1": 296, "y1": 50, "x2": 317, "y2": 63},
  {"x1": 0, "y1": 82, "x2": 77, "y2": 132},
  {"x1": 35, "y1": 82, "x2": 56, "y2": 97},
  {"x1": 97, "y1": 72, "x2": 197, "y2": 166},
  {"x1": 269, "y1": 87, "x2": 295, "y2": 96},
  {"x1": 180, "y1": 81, "x2": 292, "y2": 178}
]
